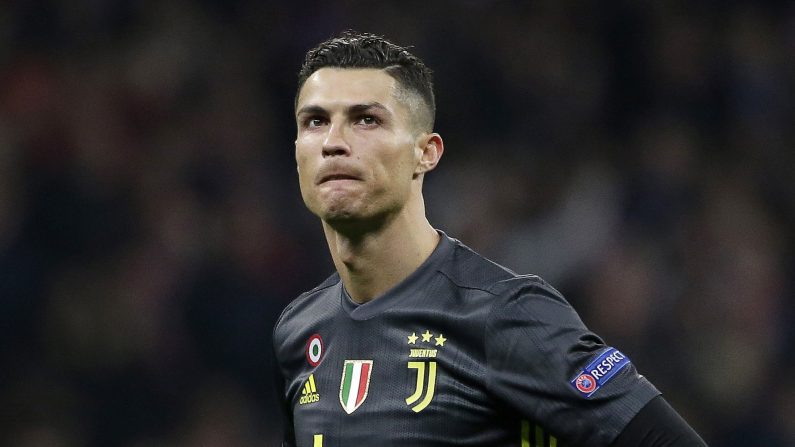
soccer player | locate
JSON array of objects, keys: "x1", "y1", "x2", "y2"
[{"x1": 272, "y1": 31, "x2": 706, "y2": 446}]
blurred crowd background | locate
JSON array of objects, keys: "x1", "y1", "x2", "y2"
[{"x1": 1, "y1": 1, "x2": 793, "y2": 446}]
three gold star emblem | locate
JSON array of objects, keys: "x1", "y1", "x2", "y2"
[{"x1": 408, "y1": 330, "x2": 447, "y2": 347}]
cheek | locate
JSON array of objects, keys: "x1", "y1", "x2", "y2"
[
  {"x1": 389, "y1": 146, "x2": 418, "y2": 178},
  {"x1": 297, "y1": 160, "x2": 314, "y2": 190},
  {"x1": 295, "y1": 147, "x2": 315, "y2": 188},
  {"x1": 373, "y1": 150, "x2": 416, "y2": 197},
  {"x1": 295, "y1": 139, "x2": 314, "y2": 167}
]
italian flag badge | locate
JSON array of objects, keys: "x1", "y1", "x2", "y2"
[{"x1": 339, "y1": 360, "x2": 373, "y2": 414}]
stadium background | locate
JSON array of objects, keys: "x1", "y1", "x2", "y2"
[{"x1": 1, "y1": 1, "x2": 793, "y2": 445}]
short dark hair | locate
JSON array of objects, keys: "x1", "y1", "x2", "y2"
[{"x1": 296, "y1": 31, "x2": 436, "y2": 132}]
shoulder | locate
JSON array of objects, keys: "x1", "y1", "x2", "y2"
[
  {"x1": 440, "y1": 234, "x2": 564, "y2": 303},
  {"x1": 486, "y1": 274, "x2": 582, "y2": 334},
  {"x1": 273, "y1": 272, "x2": 340, "y2": 339},
  {"x1": 436, "y1": 235, "x2": 519, "y2": 293},
  {"x1": 437, "y1": 236, "x2": 582, "y2": 336}
]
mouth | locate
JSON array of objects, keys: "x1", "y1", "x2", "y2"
[{"x1": 317, "y1": 173, "x2": 361, "y2": 184}]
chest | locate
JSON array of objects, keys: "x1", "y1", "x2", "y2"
[{"x1": 284, "y1": 316, "x2": 516, "y2": 446}]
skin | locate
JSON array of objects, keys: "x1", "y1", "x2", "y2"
[{"x1": 295, "y1": 68, "x2": 444, "y2": 303}]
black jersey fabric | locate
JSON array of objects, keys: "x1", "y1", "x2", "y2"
[
  {"x1": 273, "y1": 231, "x2": 661, "y2": 446},
  {"x1": 609, "y1": 397, "x2": 707, "y2": 446}
]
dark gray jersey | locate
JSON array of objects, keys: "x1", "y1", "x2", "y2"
[{"x1": 273, "y1": 232, "x2": 660, "y2": 446}]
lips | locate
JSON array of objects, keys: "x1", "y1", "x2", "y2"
[
  {"x1": 316, "y1": 165, "x2": 362, "y2": 185},
  {"x1": 319, "y1": 173, "x2": 360, "y2": 183}
]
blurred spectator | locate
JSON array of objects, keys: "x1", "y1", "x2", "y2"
[{"x1": 0, "y1": 1, "x2": 792, "y2": 445}]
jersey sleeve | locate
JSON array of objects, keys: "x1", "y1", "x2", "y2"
[
  {"x1": 272, "y1": 324, "x2": 296, "y2": 447},
  {"x1": 610, "y1": 396, "x2": 707, "y2": 446},
  {"x1": 484, "y1": 277, "x2": 661, "y2": 446}
]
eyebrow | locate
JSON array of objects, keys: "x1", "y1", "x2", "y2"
[
  {"x1": 296, "y1": 102, "x2": 391, "y2": 117},
  {"x1": 349, "y1": 102, "x2": 390, "y2": 115}
]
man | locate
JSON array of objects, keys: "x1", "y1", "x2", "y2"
[{"x1": 273, "y1": 31, "x2": 706, "y2": 446}]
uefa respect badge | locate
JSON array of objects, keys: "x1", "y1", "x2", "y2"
[{"x1": 571, "y1": 347, "x2": 630, "y2": 397}]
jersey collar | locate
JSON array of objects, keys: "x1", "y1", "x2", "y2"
[{"x1": 340, "y1": 230, "x2": 455, "y2": 320}]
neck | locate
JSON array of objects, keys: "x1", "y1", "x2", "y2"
[{"x1": 321, "y1": 200, "x2": 439, "y2": 304}]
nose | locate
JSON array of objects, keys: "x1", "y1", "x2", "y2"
[{"x1": 322, "y1": 123, "x2": 350, "y2": 157}]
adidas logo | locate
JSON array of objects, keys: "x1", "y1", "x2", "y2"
[{"x1": 299, "y1": 374, "x2": 320, "y2": 405}]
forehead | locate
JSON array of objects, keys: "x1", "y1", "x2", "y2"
[{"x1": 296, "y1": 68, "x2": 400, "y2": 111}]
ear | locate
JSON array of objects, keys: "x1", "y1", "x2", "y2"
[{"x1": 414, "y1": 133, "x2": 444, "y2": 176}]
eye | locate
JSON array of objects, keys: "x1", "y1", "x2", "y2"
[
  {"x1": 355, "y1": 115, "x2": 380, "y2": 126},
  {"x1": 303, "y1": 116, "x2": 327, "y2": 128}
]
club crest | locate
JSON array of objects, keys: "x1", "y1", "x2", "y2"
[{"x1": 339, "y1": 360, "x2": 373, "y2": 414}]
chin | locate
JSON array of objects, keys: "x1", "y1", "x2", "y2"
[
  {"x1": 321, "y1": 209, "x2": 359, "y2": 223},
  {"x1": 315, "y1": 193, "x2": 372, "y2": 220},
  {"x1": 310, "y1": 200, "x2": 358, "y2": 222},
  {"x1": 310, "y1": 195, "x2": 399, "y2": 229}
]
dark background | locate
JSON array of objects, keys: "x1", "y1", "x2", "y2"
[{"x1": 1, "y1": 1, "x2": 793, "y2": 445}]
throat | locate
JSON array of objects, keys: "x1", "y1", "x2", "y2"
[
  {"x1": 335, "y1": 243, "x2": 397, "y2": 304},
  {"x1": 326, "y1": 223, "x2": 440, "y2": 304}
]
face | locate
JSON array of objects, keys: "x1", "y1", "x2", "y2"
[{"x1": 295, "y1": 68, "x2": 425, "y2": 225}]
